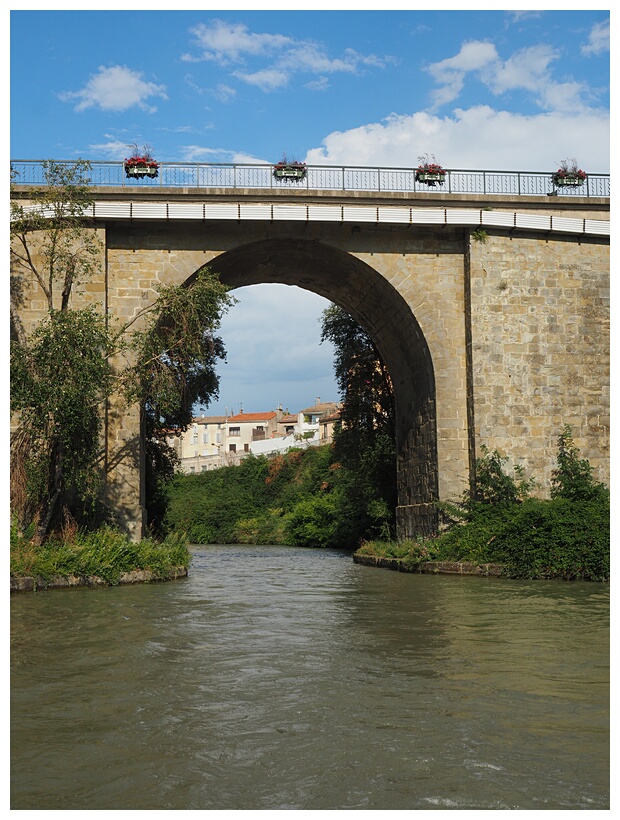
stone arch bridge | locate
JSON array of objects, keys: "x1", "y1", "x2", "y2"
[{"x1": 11, "y1": 176, "x2": 610, "y2": 540}]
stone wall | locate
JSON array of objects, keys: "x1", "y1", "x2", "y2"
[
  {"x1": 12, "y1": 196, "x2": 609, "y2": 539},
  {"x1": 468, "y1": 231, "x2": 609, "y2": 491}
]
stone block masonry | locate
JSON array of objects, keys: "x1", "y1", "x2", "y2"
[{"x1": 11, "y1": 186, "x2": 609, "y2": 539}]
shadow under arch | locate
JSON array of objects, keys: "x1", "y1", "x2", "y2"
[{"x1": 191, "y1": 237, "x2": 438, "y2": 538}]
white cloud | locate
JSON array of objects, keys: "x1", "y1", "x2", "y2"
[
  {"x1": 60, "y1": 65, "x2": 167, "y2": 113},
  {"x1": 304, "y1": 105, "x2": 610, "y2": 173},
  {"x1": 183, "y1": 20, "x2": 293, "y2": 64},
  {"x1": 506, "y1": 11, "x2": 542, "y2": 24},
  {"x1": 233, "y1": 67, "x2": 290, "y2": 92},
  {"x1": 483, "y1": 44, "x2": 557, "y2": 94},
  {"x1": 179, "y1": 145, "x2": 235, "y2": 162},
  {"x1": 581, "y1": 19, "x2": 610, "y2": 56},
  {"x1": 182, "y1": 19, "x2": 390, "y2": 93},
  {"x1": 87, "y1": 139, "x2": 132, "y2": 159},
  {"x1": 427, "y1": 40, "x2": 594, "y2": 113},
  {"x1": 426, "y1": 41, "x2": 498, "y2": 108},
  {"x1": 305, "y1": 77, "x2": 330, "y2": 92},
  {"x1": 211, "y1": 83, "x2": 237, "y2": 103},
  {"x1": 207, "y1": 285, "x2": 337, "y2": 415}
]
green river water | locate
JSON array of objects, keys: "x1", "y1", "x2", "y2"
[{"x1": 10, "y1": 544, "x2": 609, "y2": 810}]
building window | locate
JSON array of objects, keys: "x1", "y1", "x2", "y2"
[
  {"x1": 244, "y1": 443, "x2": 249, "y2": 452},
  {"x1": 229, "y1": 444, "x2": 236, "y2": 453},
  {"x1": 229, "y1": 427, "x2": 241, "y2": 436},
  {"x1": 203, "y1": 433, "x2": 208, "y2": 443}
]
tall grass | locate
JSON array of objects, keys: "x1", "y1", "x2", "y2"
[{"x1": 10, "y1": 522, "x2": 190, "y2": 584}]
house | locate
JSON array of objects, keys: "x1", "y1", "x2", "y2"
[
  {"x1": 168, "y1": 400, "x2": 340, "y2": 474},
  {"x1": 277, "y1": 413, "x2": 299, "y2": 437},
  {"x1": 319, "y1": 409, "x2": 341, "y2": 443},
  {"x1": 297, "y1": 399, "x2": 340, "y2": 440},
  {"x1": 225, "y1": 410, "x2": 279, "y2": 455},
  {"x1": 166, "y1": 415, "x2": 228, "y2": 473}
]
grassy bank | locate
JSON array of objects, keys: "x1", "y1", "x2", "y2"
[
  {"x1": 357, "y1": 494, "x2": 609, "y2": 582},
  {"x1": 10, "y1": 523, "x2": 191, "y2": 585},
  {"x1": 163, "y1": 443, "x2": 395, "y2": 549}
]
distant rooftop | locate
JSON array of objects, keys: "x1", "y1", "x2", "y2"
[{"x1": 227, "y1": 411, "x2": 277, "y2": 423}]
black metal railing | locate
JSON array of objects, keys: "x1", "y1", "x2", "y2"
[{"x1": 10, "y1": 160, "x2": 610, "y2": 198}]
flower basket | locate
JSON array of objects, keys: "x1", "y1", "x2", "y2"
[
  {"x1": 124, "y1": 145, "x2": 159, "y2": 180},
  {"x1": 125, "y1": 161, "x2": 159, "y2": 179},
  {"x1": 416, "y1": 171, "x2": 446, "y2": 184},
  {"x1": 273, "y1": 162, "x2": 307, "y2": 183},
  {"x1": 415, "y1": 159, "x2": 446, "y2": 186},
  {"x1": 552, "y1": 160, "x2": 586, "y2": 188},
  {"x1": 553, "y1": 173, "x2": 586, "y2": 187}
]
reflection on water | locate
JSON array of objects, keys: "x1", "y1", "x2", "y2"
[{"x1": 11, "y1": 545, "x2": 609, "y2": 810}]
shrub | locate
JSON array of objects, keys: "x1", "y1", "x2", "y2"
[
  {"x1": 284, "y1": 496, "x2": 340, "y2": 548},
  {"x1": 551, "y1": 425, "x2": 607, "y2": 502},
  {"x1": 491, "y1": 497, "x2": 609, "y2": 581},
  {"x1": 470, "y1": 445, "x2": 535, "y2": 508}
]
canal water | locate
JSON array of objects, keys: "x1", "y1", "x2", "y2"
[{"x1": 11, "y1": 545, "x2": 609, "y2": 810}]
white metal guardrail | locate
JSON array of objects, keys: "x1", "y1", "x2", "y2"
[
  {"x1": 14, "y1": 200, "x2": 610, "y2": 237},
  {"x1": 10, "y1": 160, "x2": 610, "y2": 198}
]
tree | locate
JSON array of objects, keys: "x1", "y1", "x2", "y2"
[
  {"x1": 551, "y1": 425, "x2": 607, "y2": 502},
  {"x1": 11, "y1": 160, "x2": 234, "y2": 543},
  {"x1": 320, "y1": 304, "x2": 397, "y2": 541},
  {"x1": 320, "y1": 304, "x2": 394, "y2": 440}
]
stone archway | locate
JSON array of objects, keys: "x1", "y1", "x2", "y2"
[{"x1": 193, "y1": 238, "x2": 439, "y2": 537}]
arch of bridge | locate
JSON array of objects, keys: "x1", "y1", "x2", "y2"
[
  {"x1": 198, "y1": 238, "x2": 442, "y2": 534},
  {"x1": 105, "y1": 217, "x2": 475, "y2": 539}
]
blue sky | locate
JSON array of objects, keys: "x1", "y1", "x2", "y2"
[{"x1": 9, "y1": 5, "x2": 610, "y2": 417}]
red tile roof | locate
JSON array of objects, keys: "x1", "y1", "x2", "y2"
[{"x1": 227, "y1": 411, "x2": 277, "y2": 423}]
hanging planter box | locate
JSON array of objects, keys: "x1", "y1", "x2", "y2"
[
  {"x1": 553, "y1": 175, "x2": 584, "y2": 187},
  {"x1": 552, "y1": 162, "x2": 587, "y2": 188},
  {"x1": 273, "y1": 164, "x2": 307, "y2": 182},
  {"x1": 125, "y1": 164, "x2": 159, "y2": 179},
  {"x1": 416, "y1": 171, "x2": 445, "y2": 185}
]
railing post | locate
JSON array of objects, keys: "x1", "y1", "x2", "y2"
[{"x1": 342, "y1": 167, "x2": 345, "y2": 191}]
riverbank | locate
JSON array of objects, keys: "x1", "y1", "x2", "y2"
[
  {"x1": 10, "y1": 566, "x2": 188, "y2": 593},
  {"x1": 10, "y1": 524, "x2": 191, "y2": 592},
  {"x1": 353, "y1": 552, "x2": 503, "y2": 576},
  {"x1": 356, "y1": 490, "x2": 610, "y2": 584}
]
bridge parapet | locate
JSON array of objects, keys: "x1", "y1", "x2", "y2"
[{"x1": 11, "y1": 160, "x2": 610, "y2": 199}]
